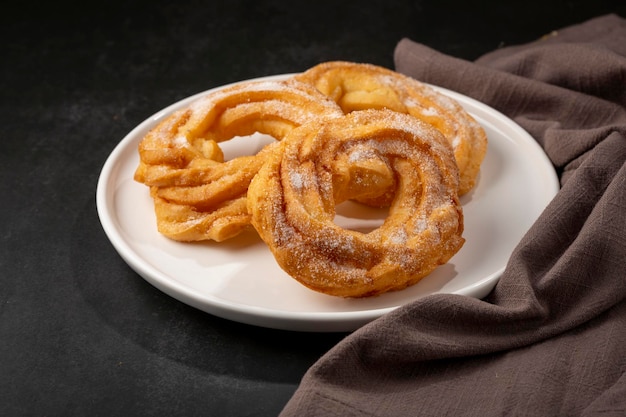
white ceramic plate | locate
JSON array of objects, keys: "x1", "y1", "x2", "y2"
[{"x1": 96, "y1": 74, "x2": 559, "y2": 332}]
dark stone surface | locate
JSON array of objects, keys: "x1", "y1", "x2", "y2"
[{"x1": 2, "y1": 1, "x2": 624, "y2": 415}]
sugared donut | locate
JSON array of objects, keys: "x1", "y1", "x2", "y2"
[
  {"x1": 247, "y1": 109, "x2": 465, "y2": 297},
  {"x1": 134, "y1": 78, "x2": 345, "y2": 241},
  {"x1": 295, "y1": 61, "x2": 487, "y2": 197}
]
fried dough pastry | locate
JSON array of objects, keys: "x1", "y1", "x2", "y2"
[
  {"x1": 134, "y1": 79, "x2": 346, "y2": 241},
  {"x1": 247, "y1": 109, "x2": 465, "y2": 298},
  {"x1": 295, "y1": 61, "x2": 487, "y2": 197}
]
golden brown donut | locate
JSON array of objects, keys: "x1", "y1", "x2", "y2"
[
  {"x1": 134, "y1": 78, "x2": 345, "y2": 242},
  {"x1": 295, "y1": 61, "x2": 487, "y2": 197},
  {"x1": 247, "y1": 109, "x2": 465, "y2": 298}
]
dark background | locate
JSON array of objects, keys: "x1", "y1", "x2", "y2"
[{"x1": 2, "y1": 1, "x2": 624, "y2": 415}]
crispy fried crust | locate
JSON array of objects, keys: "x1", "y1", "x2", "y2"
[
  {"x1": 133, "y1": 62, "x2": 484, "y2": 297},
  {"x1": 247, "y1": 110, "x2": 465, "y2": 297},
  {"x1": 295, "y1": 61, "x2": 487, "y2": 197},
  {"x1": 134, "y1": 79, "x2": 345, "y2": 241}
]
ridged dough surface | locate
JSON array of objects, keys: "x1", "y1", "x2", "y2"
[
  {"x1": 295, "y1": 61, "x2": 487, "y2": 197},
  {"x1": 134, "y1": 79, "x2": 344, "y2": 241},
  {"x1": 247, "y1": 109, "x2": 465, "y2": 297}
]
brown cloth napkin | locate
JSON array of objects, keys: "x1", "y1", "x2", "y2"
[{"x1": 281, "y1": 14, "x2": 626, "y2": 417}]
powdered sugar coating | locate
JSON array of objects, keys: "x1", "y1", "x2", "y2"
[
  {"x1": 295, "y1": 61, "x2": 488, "y2": 196},
  {"x1": 248, "y1": 109, "x2": 465, "y2": 298},
  {"x1": 135, "y1": 78, "x2": 345, "y2": 242}
]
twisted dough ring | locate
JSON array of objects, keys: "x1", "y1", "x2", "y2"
[
  {"x1": 134, "y1": 79, "x2": 346, "y2": 242},
  {"x1": 295, "y1": 61, "x2": 487, "y2": 197},
  {"x1": 247, "y1": 109, "x2": 465, "y2": 298}
]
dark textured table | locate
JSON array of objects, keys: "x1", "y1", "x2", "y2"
[{"x1": 2, "y1": 1, "x2": 624, "y2": 415}]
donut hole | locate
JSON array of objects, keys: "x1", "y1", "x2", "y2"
[
  {"x1": 333, "y1": 200, "x2": 389, "y2": 233},
  {"x1": 219, "y1": 133, "x2": 276, "y2": 161}
]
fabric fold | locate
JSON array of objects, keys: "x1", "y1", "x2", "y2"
[{"x1": 281, "y1": 14, "x2": 626, "y2": 417}]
